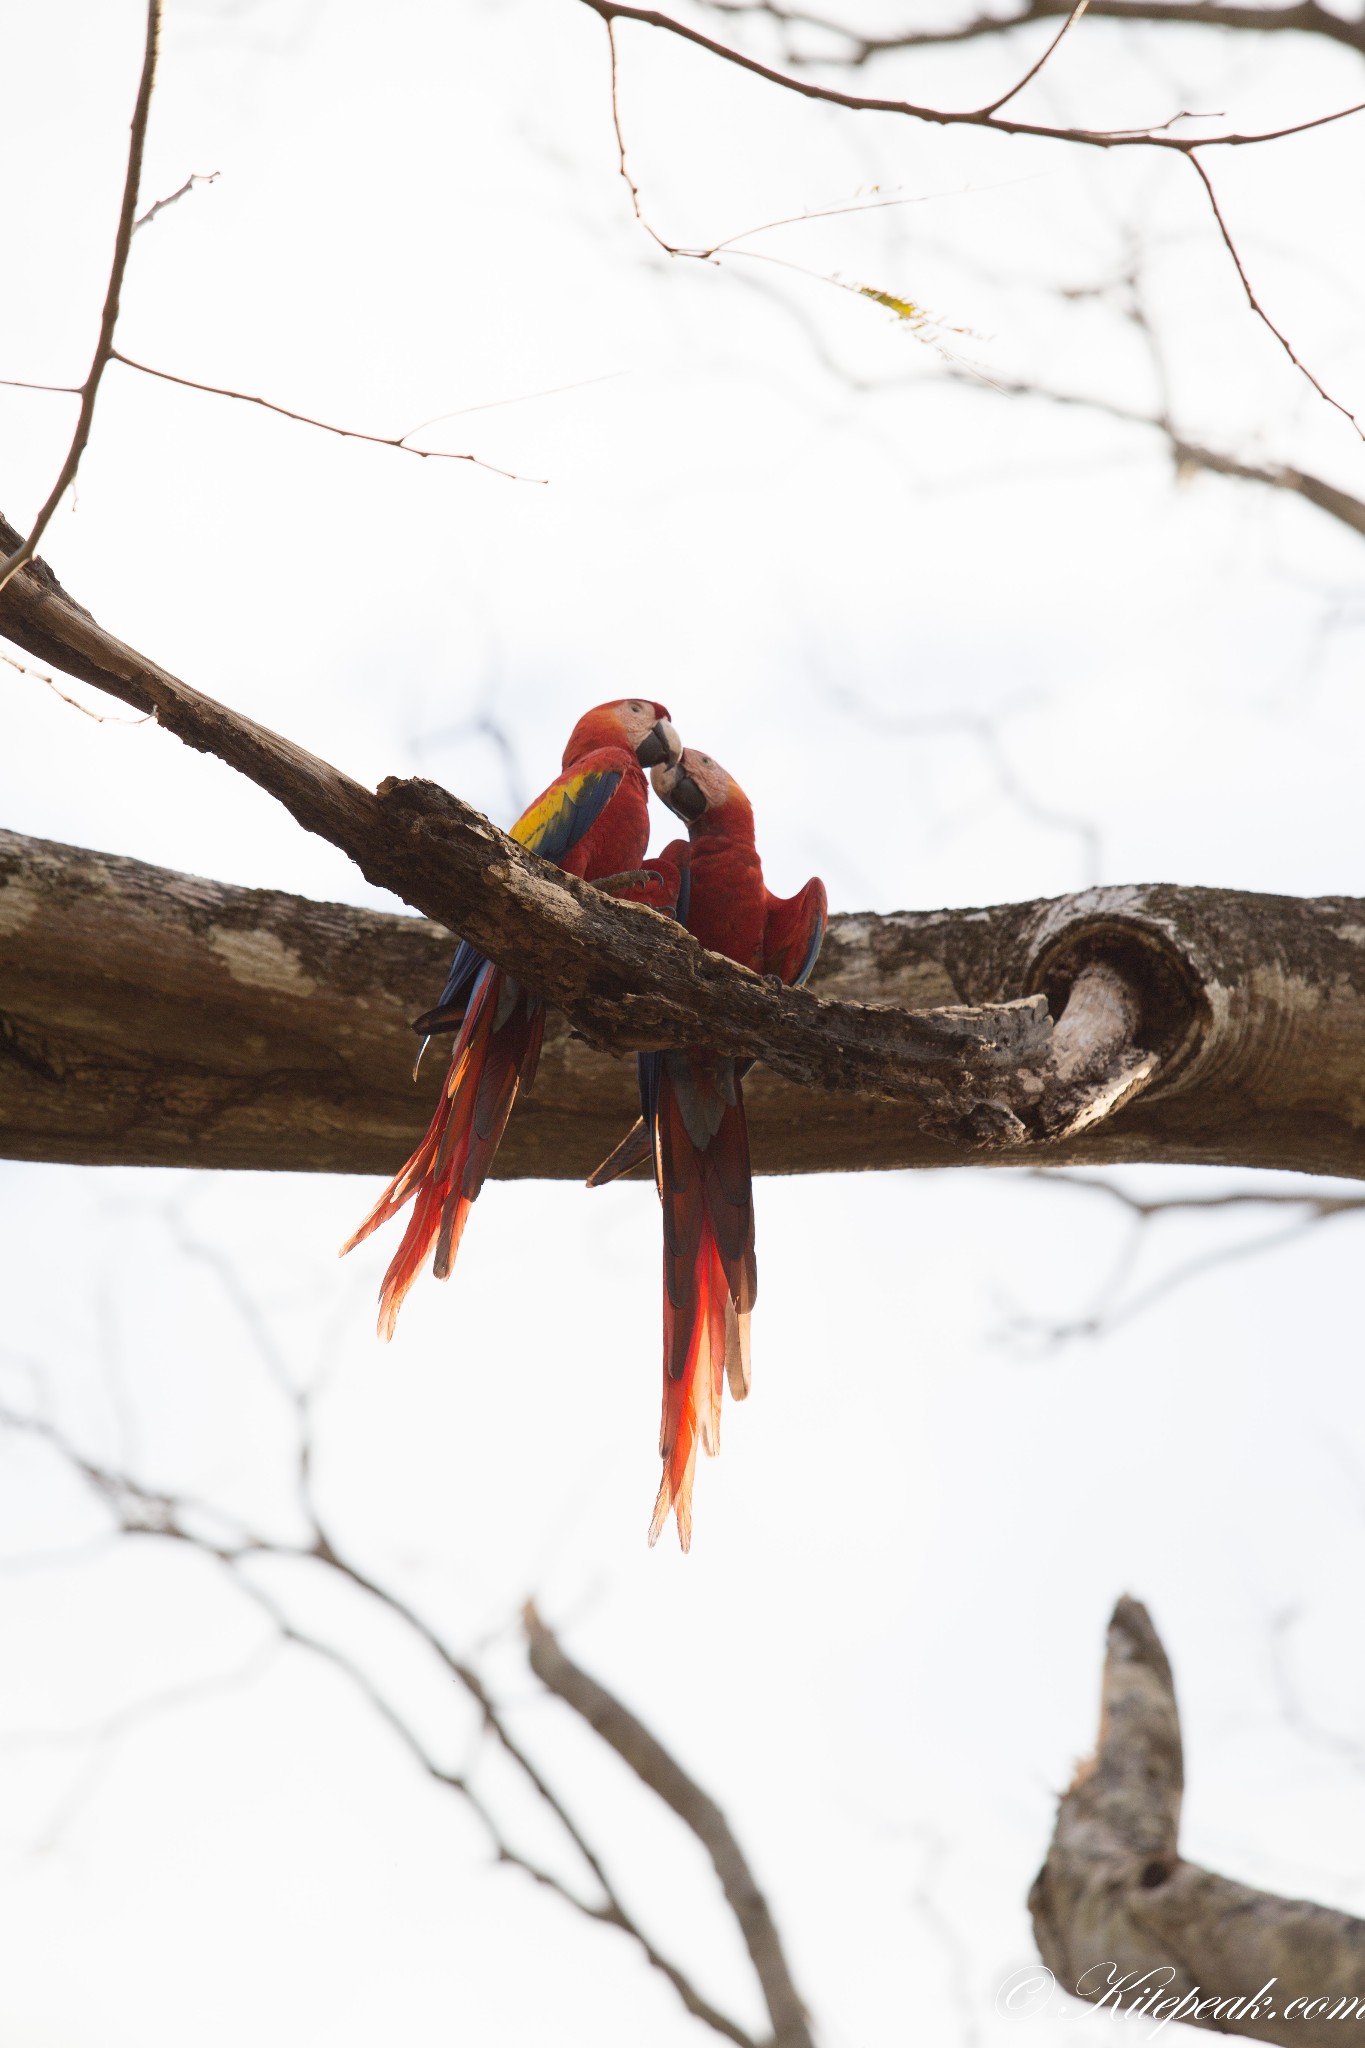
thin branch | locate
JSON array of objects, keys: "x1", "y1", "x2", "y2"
[
  {"x1": 1186, "y1": 152, "x2": 1362, "y2": 439},
  {"x1": 0, "y1": 1378, "x2": 761, "y2": 2048},
  {"x1": 942, "y1": 366, "x2": 1365, "y2": 541},
  {"x1": 830, "y1": 682, "x2": 1103, "y2": 883},
  {"x1": 694, "y1": 0, "x2": 1365, "y2": 65},
  {"x1": 607, "y1": 17, "x2": 673, "y2": 249},
  {"x1": 134, "y1": 169, "x2": 219, "y2": 230},
  {"x1": 1010, "y1": 1212, "x2": 1323, "y2": 1344},
  {"x1": 580, "y1": 0, "x2": 1365, "y2": 436},
  {"x1": 578, "y1": 0, "x2": 1365, "y2": 153},
  {"x1": 974, "y1": 0, "x2": 1091, "y2": 116},
  {"x1": 0, "y1": 0, "x2": 161, "y2": 598},
  {"x1": 526, "y1": 1602, "x2": 815, "y2": 2048},
  {"x1": 1, "y1": 650, "x2": 151, "y2": 725},
  {"x1": 1026, "y1": 1170, "x2": 1365, "y2": 1221},
  {"x1": 109, "y1": 351, "x2": 545, "y2": 483},
  {"x1": 739, "y1": 232, "x2": 1365, "y2": 544},
  {"x1": 0, "y1": 377, "x2": 81, "y2": 395},
  {"x1": 1007, "y1": 1172, "x2": 1365, "y2": 1343}
]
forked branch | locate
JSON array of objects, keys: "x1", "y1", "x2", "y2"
[
  {"x1": 579, "y1": 0, "x2": 1365, "y2": 437},
  {"x1": 0, "y1": 512, "x2": 1160, "y2": 1148},
  {"x1": 526, "y1": 1605, "x2": 814, "y2": 2048},
  {"x1": 1032, "y1": 1598, "x2": 1365, "y2": 2043}
]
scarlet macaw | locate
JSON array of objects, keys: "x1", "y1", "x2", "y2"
[
  {"x1": 342, "y1": 699, "x2": 682, "y2": 1338},
  {"x1": 592, "y1": 747, "x2": 827, "y2": 1549}
]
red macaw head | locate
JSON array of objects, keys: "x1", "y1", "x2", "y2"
[
  {"x1": 650, "y1": 747, "x2": 755, "y2": 842},
  {"x1": 563, "y1": 699, "x2": 681, "y2": 772}
]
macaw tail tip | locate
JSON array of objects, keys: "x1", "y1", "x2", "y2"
[{"x1": 648, "y1": 1476, "x2": 693, "y2": 1552}]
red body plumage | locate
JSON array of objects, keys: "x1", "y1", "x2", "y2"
[
  {"x1": 639, "y1": 751, "x2": 827, "y2": 1548},
  {"x1": 342, "y1": 699, "x2": 679, "y2": 1338}
]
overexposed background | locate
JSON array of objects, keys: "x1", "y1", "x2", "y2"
[{"x1": 3, "y1": 1, "x2": 1365, "y2": 2041}]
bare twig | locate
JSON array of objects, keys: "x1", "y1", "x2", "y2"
[
  {"x1": 109, "y1": 351, "x2": 544, "y2": 482},
  {"x1": 694, "y1": 0, "x2": 1365, "y2": 65},
  {"x1": 580, "y1": 0, "x2": 1365, "y2": 436},
  {"x1": 1186, "y1": 153, "x2": 1362, "y2": 441},
  {"x1": 525, "y1": 1602, "x2": 815, "y2": 2048},
  {"x1": 830, "y1": 682, "x2": 1103, "y2": 883},
  {"x1": 0, "y1": 377, "x2": 81, "y2": 395},
  {"x1": 579, "y1": 1, "x2": 1365, "y2": 153},
  {"x1": 1007, "y1": 1172, "x2": 1365, "y2": 1343},
  {"x1": 974, "y1": 0, "x2": 1091, "y2": 117},
  {"x1": 134, "y1": 169, "x2": 219, "y2": 230},
  {"x1": 607, "y1": 17, "x2": 673, "y2": 249},
  {"x1": 753, "y1": 239, "x2": 1365, "y2": 545},
  {"x1": 943, "y1": 367, "x2": 1365, "y2": 542},
  {"x1": 1026, "y1": 1171, "x2": 1365, "y2": 1223},
  {"x1": 0, "y1": 0, "x2": 161, "y2": 598},
  {"x1": 0, "y1": 1356, "x2": 763, "y2": 2048},
  {"x1": 1, "y1": 650, "x2": 151, "y2": 726}
]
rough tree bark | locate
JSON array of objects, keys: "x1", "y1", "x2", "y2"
[
  {"x1": 1031, "y1": 1598, "x2": 1365, "y2": 2044},
  {"x1": 4, "y1": 513, "x2": 1365, "y2": 1182},
  {"x1": 4, "y1": 827, "x2": 1365, "y2": 1179}
]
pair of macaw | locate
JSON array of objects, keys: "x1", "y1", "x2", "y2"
[{"x1": 342, "y1": 699, "x2": 827, "y2": 1550}]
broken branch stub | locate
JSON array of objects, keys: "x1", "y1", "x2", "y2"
[{"x1": 1031, "y1": 1598, "x2": 1365, "y2": 2044}]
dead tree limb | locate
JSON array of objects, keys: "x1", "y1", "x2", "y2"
[
  {"x1": 525, "y1": 1603, "x2": 813, "y2": 2048},
  {"x1": 0, "y1": 1387, "x2": 766, "y2": 2048},
  {"x1": 1031, "y1": 1597, "x2": 1365, "y2": 2043},
  {"x1": 4, "y1": 828, "x2": 1365, "y2": 1179},
  {"x1": 0, "y1": 515, "x2": 1161, "y2": 1158},
  {"x1": 6, "y1": 517, "x2": 1365, "y2": 1180}
]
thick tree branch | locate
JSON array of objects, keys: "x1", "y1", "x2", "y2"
[
  {"x1": 5, "y1": 828, "x2": 1365, "y2": 1178},
  {"x1": 525, "y1": 1604, "x2": 813, "y2": 2048},
  {"x1": 1031, "y1": 1597, "x2": 1365, "y2": 2042},
  {"x1": 7, "y1": 522, "x2": 1365, "y2": 1180},
  {"x1": 0, "y1": 515, "x2": 1145, "y2": 1149}
]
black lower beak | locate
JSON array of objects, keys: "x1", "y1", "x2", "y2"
[
  {"x1": 662, "y1": 771, "x2": 708, "y2": 823},
  {"x1": 636, "y1": 718, "x2": 682, "y2": 769}
]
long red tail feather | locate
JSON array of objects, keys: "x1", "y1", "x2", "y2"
[
  {"x1": 340, "y1": 967, "x2": 545, "y2": 1339},
  {"x1": 648, "y1": 1057, "x2": 755, "y2": 1549}
]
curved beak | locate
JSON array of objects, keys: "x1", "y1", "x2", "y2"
[
  {"x1": 651, "y1": 760, "x2": 708, "y2": 823},
  {"x1": 635, "y1": 718, "x2": 682, "y2": 770}
]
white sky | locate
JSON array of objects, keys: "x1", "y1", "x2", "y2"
[{"x1": 3, "y1": 1, "x2": 1365, "y2": 2044}]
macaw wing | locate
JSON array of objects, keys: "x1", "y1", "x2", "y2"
[
  {"x1": 423, "y1": 937, "x2": 486, "y2": 1028},
  {"x1": 418, "y1": 766, "x2": 623, "y2": 1037},
  {"x1": 511, "y1": 764, "x2": 623, "y2": 867},
  {"x1": 763, "y1": 877, "x2": 828, "y2": 988}
]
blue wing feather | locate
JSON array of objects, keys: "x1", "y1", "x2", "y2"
[
  {"x1": 512, "y1": 766, "x2": 622, "y2": 867},
  {"x1": 421, "y1": 767, "x2": 624, "y2": 1034}
]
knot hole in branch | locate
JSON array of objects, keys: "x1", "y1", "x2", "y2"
[{"x1": 1031, "y1": 919, "x2": 1207, "y2": 1082}]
